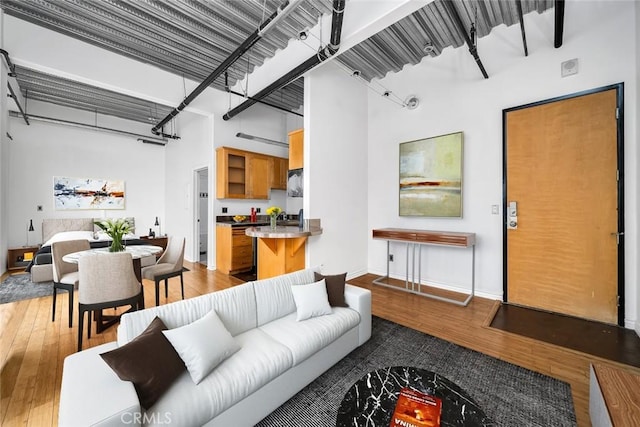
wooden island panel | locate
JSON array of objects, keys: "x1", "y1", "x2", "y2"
[{"x1": 257, "y1": 237, "x2": 307, "y2": 280}]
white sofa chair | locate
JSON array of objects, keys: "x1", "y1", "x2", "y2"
[{"x1": 59, "y1": 268, "x2": 372, "y2": 426}]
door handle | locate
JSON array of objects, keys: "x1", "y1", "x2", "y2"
[
  {"x1": 611, "y1": 231, "x2": 624, "y2": 244},
  {"x1": 507, "y1": 201, "x2": 518, "y2": 229}
]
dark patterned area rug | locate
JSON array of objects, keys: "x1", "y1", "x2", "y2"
[
  {"x1": 257, "y1": 316, "x2": 576, "y2": 427},
  {"x1": 0, "y1": 273, "x2": 53, "y2": 304}
]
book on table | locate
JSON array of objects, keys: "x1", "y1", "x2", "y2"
[{"x1": 390, "y1": 387, "x2": 442, "y2": 427}]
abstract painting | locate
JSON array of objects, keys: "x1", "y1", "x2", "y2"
[
  {"x1": 54, "y1": 176, "x2": 125, "y2": 210},
  {"x1": 399, "y1": 132, "x2": 463, "y2": 217}
]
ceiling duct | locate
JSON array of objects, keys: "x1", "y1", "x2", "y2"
[
  {"x1": 9, "y1": 111, "x2": 168, "y2": 144},
  {"x1": 151, "y1": 0, "x2": 303, "y2": 136},
  {"x1": 223, "y1": 0, "x2": 345, "y2": 121}
]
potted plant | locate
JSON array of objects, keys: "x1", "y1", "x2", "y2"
[{"x1": 95, "y1": 218, "x2": 132, "y2": 252}]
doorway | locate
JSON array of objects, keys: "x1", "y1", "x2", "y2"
[
  {"x1": 196, "y1": 167, "x2": 209, "y2": 266},
  {"x1": 503, "y1": 84, "x2": 624, "y2": 325}
]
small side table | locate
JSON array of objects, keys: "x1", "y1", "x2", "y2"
[{"x1": 7, "y1": 245, "x2": 41, "y2": 271}]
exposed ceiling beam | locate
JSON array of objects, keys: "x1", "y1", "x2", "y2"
[
  {"x1": 515, "y1": 0, "x2": 529, "y2": 56},
  {"x1": 444, "y1": 0, "x2": 489, "y2": 79},
  {"x1": 554, "y1": 0, "x2": 565, "y2": 48}
]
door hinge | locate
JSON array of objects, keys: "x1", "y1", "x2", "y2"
[
  {"x1": 617, "y1": 295, "x2": 620, "y2": 307},
  {"x1": 617, "y1": 170, "x2": 620, "y2": 181},
  {"x1": 616, "y1": 107, "x2": 619, "y2": 119}
]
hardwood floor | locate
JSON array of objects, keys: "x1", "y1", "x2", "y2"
[{"x1": 1, "y1": 263, "x2": 638, "y2": 426}]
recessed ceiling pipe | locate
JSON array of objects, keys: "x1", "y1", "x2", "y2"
[
  {"x1": 444, "y1": 1, "x2": 489, "y2": 79},
  {"x1": 224, "y1": 72, "x2": 303, "y2": 117},
  {"x1": 222, "y1": 0, "x2": 345, "y2": 121},
  {"x1": 10, "y1": 111, "x2": 169, "y2": 144},
  {"x1": 554, "y1": 0, "x2": 565, "y2": 48},
  {"x1": 515, "y1": 0, "x2": 529, "y2": 56},
  {"x1": 150, "y1": 0, "x2": 303, "y2": 136}
]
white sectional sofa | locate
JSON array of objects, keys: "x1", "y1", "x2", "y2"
[{"x1": 59, "y1": 268, "x2": 372, "y2": 426}]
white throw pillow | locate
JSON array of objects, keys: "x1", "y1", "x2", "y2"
[
  {"x1": 162, "y1": 309, "x2": 240, "y2": 384},
  {"x1": 291, "y1": 279, "x2": 333, "y2": 321}
]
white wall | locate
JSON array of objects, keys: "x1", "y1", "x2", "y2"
[
  {"x1": 1, "y1": 9, "x2": 8, "y2": 273},
  {"x1": 5, "y1": 100, "x2": 166, "y2": 247},
  {"x1": 636, "y1": 1, "x2": 640, "y2": 337},
  {"x1": 367, "y1": 1, "x2": 638, "y2": 327},
  {"x1": 305, "y1": 61, "x2": 369, "y2": 277}
]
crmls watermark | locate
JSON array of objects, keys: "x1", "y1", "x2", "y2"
[{"x1": 121, "y1": 412, "x2": 172, "y2": 424}]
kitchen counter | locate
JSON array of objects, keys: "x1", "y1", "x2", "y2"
[
  {"x1": 216, "y1": 220, "x2": 300, "y2": 228},
  {"x1": 244, "y1": 225, "x2": 322, "y2": 238}
]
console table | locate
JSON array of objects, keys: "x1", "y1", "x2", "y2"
[{"x1": 372, "y1": 228, "x2": 476, "y2": 306}]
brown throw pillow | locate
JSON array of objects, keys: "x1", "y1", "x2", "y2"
[
  {"x1": 314, "y1": 272, "x2": 349, "y2": 307},
  {"x1": 100, "y1": 316, "x2": 185, "y2": 409}
]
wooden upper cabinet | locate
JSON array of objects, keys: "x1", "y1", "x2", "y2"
[
  {"x1": 270, "y1": 157, "x2": 288, "y2": 190},
  {"x1": 248, "y1": 154, "x2": 270, "y2": 199},
  {"x1": 288, "y1": 129, "x2": 303, "y2": 170},
  {"x1": 216, "y1": 147, "x2": 247, "y2": 199},
  {"x1": 216, "y1": 146, "x2": 283, "y2": 199}
]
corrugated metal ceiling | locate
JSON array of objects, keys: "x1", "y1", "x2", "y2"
[{"x1": 2, "y1": 0, "x2": 555, "y2": 126}]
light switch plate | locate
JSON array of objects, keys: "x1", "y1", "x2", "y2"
[{"x1": 491, "y1": 205, "x2": 500, "y2": 215}]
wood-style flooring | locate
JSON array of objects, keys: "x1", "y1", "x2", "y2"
[{"x1": 1, "y1": 262, "x2": 639, "y2": 426}]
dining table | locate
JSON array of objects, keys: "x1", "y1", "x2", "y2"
[
  {"x1": 62, "y1": 245, "x2": 163, "y2": 332},
  {"x1": 62, "y1": 244, "x2": 163, "y2": 283}
]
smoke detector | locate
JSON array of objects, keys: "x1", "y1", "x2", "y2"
[{"x1": 404, "y1": 95, "x2": 419, "y2": 110}]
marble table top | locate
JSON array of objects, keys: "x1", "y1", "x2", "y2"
[
  {"x1": 62, "y1": 245, "x2": 163, "y2": 263},
  {"x1": 336, "y1": 366, "x2": 494, "y2": 427}
]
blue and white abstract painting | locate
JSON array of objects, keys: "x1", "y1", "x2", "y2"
[{"x1": 54, "y1": 176, "x2": 125, "y2": 210}]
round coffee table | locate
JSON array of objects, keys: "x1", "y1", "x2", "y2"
[{"x1": 336, "y1": 366, "x2": 494, "y2": 426}]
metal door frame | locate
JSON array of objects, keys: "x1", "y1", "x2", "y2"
[{"x1": 502, "y1": 83, "x2": 625, "y2": 326}]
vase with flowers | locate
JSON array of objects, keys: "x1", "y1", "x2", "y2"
[
  {"x1": 266, "y1": 206, "x2": 282, "y2": 230},
  {"x1": 95, "y1": 218, "x2": 132, "y2": 252}
]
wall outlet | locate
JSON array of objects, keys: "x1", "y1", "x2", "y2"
[
  {"x1": 222, "y1": 207, "x2": 228, "y2": 213},
  {"x1": 389, "y1": 254, "x2": 394, "y2": 262},
  {"x1": 491, "y1": 205, "x2": 500, "y2": 215},
  {"x1": 256, "y1": 207, "x2": 261, "y2": 213}
]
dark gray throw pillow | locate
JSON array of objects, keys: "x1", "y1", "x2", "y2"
[
  {"x1": 314, "y1": 272, "x2": 349, "y2": 307},
  {"x1": 100, "y1": 316, "x2": 185, "y2": 409}
]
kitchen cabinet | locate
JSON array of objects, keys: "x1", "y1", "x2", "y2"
[
  {"x1": 216, "y1": 147, "x2": 273, "y2": 199},
  {"x1": 216, "y1": 225, "x2": 253, "y2": 274},
  {"x1": 270, "y1": 156, "x2": 288, "y2": 190},
  {"x1": 288, "y1": 129, "x2": 303, "y2": 170}
]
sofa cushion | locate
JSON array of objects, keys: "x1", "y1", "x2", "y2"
[
  {"x1": 314, "y1": 272, "x2": 349, "y2": 307},
  {"x1": 291, "y1": 279, "x2": 333, "y2": 321},
  {"x1": 60, "y1": 342, "x2": 142, "y2": 427},
  {"x1": 259, "y1": 307, "x2": 361, "y2": 366},
  {"x1": 100, "y1": 317, "x2": 185, "y2": 409},
  {"x1": 148, "y1": 328, "x2": 294, "y2": 426},
  {"x1": 117, "y1": 281, "x2": 257, "y2": 346},
  {"x1": 254, "y1": 268, "x2": 317, "y2": 326},
  {"x1": 163, "y1": 309, "x2": 240, "y2": 384}
]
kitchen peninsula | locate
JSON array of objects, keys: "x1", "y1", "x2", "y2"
[{"x1": 246, "y1": 223, "x2": 322, "y2": 279}]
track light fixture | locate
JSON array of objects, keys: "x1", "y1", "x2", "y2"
[
  {"x1": 236, "y1": 132, "x2": 288, "y2": 148},
  {"x1": 137, "y1": 138, "x2": 167, "y2": 146},
  {"x1": 298, "y1": 30, "x2": 308, "y2": 40}
]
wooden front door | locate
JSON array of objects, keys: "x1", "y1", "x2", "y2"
[{"x1": 504, "y1": 85, "x2": 623, "y2": 325}]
